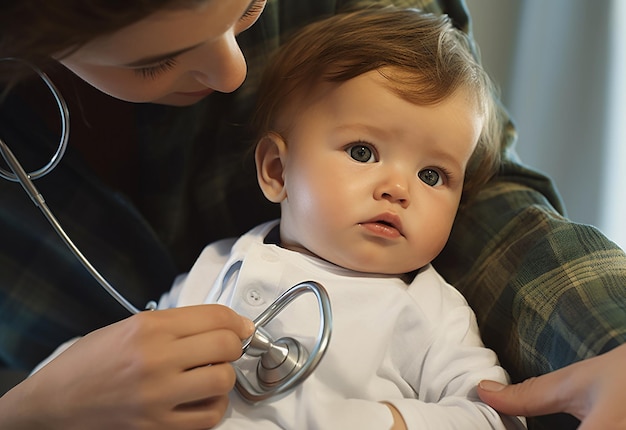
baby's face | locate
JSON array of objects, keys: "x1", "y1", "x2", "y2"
[{"x1": 276, "y1": 70, "x2": 483, "y2": 275}]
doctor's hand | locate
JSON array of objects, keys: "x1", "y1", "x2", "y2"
[
  {"x1": 0, "y1": 304, "x2": 254, "y2": 430},
  {"x1": 477, "y1": 343, "x2": 626, "y2": 430}
]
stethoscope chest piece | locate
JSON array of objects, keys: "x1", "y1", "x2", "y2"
[
  {"x1": 235, "y1": 281, "x2": 332, "y2": 403},
  {"x1": 246, "y1": 329, "x2": 307, "y2": 390}
]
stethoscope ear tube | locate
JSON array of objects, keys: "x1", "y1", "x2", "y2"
[
  {"x1": 0, "y1": 57, "x2": 156, "y2": 314},
  {"x1": 0, "y1": 58, "x2": 69, "y2": 182}
]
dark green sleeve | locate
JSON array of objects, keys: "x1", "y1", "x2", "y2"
[{"x1": 435, "y1": 129, "x2": 626, "y2": 430}]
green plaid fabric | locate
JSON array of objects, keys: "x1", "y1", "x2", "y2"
[{"x1": 1, "y1": 1, "x2": 624, "y2": 428}]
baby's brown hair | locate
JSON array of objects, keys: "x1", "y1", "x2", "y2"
[{"x1": 254, "y1": 6, "x2": 501, "y2": 199}]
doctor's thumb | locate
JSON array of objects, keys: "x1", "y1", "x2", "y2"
[{"x1": 477, "y1": 374, "x2": 568, "y2": 419}]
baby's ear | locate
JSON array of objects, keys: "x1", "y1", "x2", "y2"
[{"x1": 255, "y1": 132, "x2": 288, "y2": 203}]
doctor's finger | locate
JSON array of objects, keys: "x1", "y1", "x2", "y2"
[
  {"x1": 155, "y1": 304, "x2": 254, "y2": 339},
  {"x1": 170, "y1": 362, "x2": 237, "y2": 406},
  {"x1": 477, "y1": 367, "x2": 583, "y2": 419},
  {"x1": 169, "y1": 395, "x2": 231, "y2": 430},
  {"x1": 173, "y1": 328, "x2": 246, "y2": 369}
]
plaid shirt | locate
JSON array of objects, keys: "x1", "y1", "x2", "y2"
[{"x1": 1, "y1": 1, "x2": 624, "y2": 428}]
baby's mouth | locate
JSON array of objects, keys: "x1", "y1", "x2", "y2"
[{"x1": 360, "y1": 213, "x2": 404, "y2": 238}]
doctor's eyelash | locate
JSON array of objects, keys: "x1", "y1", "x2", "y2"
[{"x1": 135, "y1": 57, "x2": 178, "y2": 80}]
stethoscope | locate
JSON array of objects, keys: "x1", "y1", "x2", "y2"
[{"x1": 0, "y1": 58, "x2": 332, "y2": 403}]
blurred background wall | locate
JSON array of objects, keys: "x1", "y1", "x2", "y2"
[{"x1": 465, "y1": 0, "x2": 625, "y2": 250}]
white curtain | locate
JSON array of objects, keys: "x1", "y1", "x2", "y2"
[
  {"x1": 601, "y1": 0, "x2": 626, "y2": 249},
  {"x1": 467, "y1": 0, "x2": 625, "y2": 250}
]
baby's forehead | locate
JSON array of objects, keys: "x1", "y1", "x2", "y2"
[{"x1": 280, "y1": 66, "x2": 483, "y2": 119}]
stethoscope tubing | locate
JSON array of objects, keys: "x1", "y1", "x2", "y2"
[
  {"x1": 0, "y1": 138, "x2": 152, "y2": 314},
  {"x1": 0, "y1": 58, "x2": 69, "y2": 182},
  {"x1": 0, "y1": 57, "x2": 154, "y2": 314}
]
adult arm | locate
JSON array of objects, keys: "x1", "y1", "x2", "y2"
[
  {"x1": 0, "y1": 305, "x2": 253, "y2": 430},
  {"x1": 477, "y1": 343, "x2": 626, "y2": 430}
]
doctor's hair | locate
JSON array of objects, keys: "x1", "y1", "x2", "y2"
[
  {"x1": 254, "y1": 6, "x2": 502, "y2": 199},
  {"x1": 0, "y1": 0, "x2": 205, "y2": 81}
]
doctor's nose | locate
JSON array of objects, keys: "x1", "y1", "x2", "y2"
[
  {"x1": 190, "y1": 34, "x2": 247, "y2": 93},
  {"x1": 374, "y1": 173, "x2": 411, "y2": 208}
]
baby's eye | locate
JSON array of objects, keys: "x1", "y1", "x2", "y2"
[
  {"x1": 418, "y1": 168, "x2": 443, "y2": 186},
  {"x1": 347, "y1": 143, "x2": 377, "y2": 163}
]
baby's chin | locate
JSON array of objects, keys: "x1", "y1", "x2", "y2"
[
  {"x1": 324, "y1": 255, "x2": 422, "y2": 279},
  {"x1": 280, "y1": 239, "x2": 422, "y2": 277}
]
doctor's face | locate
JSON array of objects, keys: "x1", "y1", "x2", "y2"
[{"x1": 58, "y1": 0, "x2": 266, "y2": 106}]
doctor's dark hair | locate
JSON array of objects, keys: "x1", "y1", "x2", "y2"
[
  {"x1": 0, "y1": 0, "x2": 204, "y2": 81},
  {"x1": 254, "y1": 7, "x2": 502, "y2": 199}
]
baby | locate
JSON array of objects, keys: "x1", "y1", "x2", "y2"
[{"x1": 161, "y1": 7, "x2": 525, "y2": 429}]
